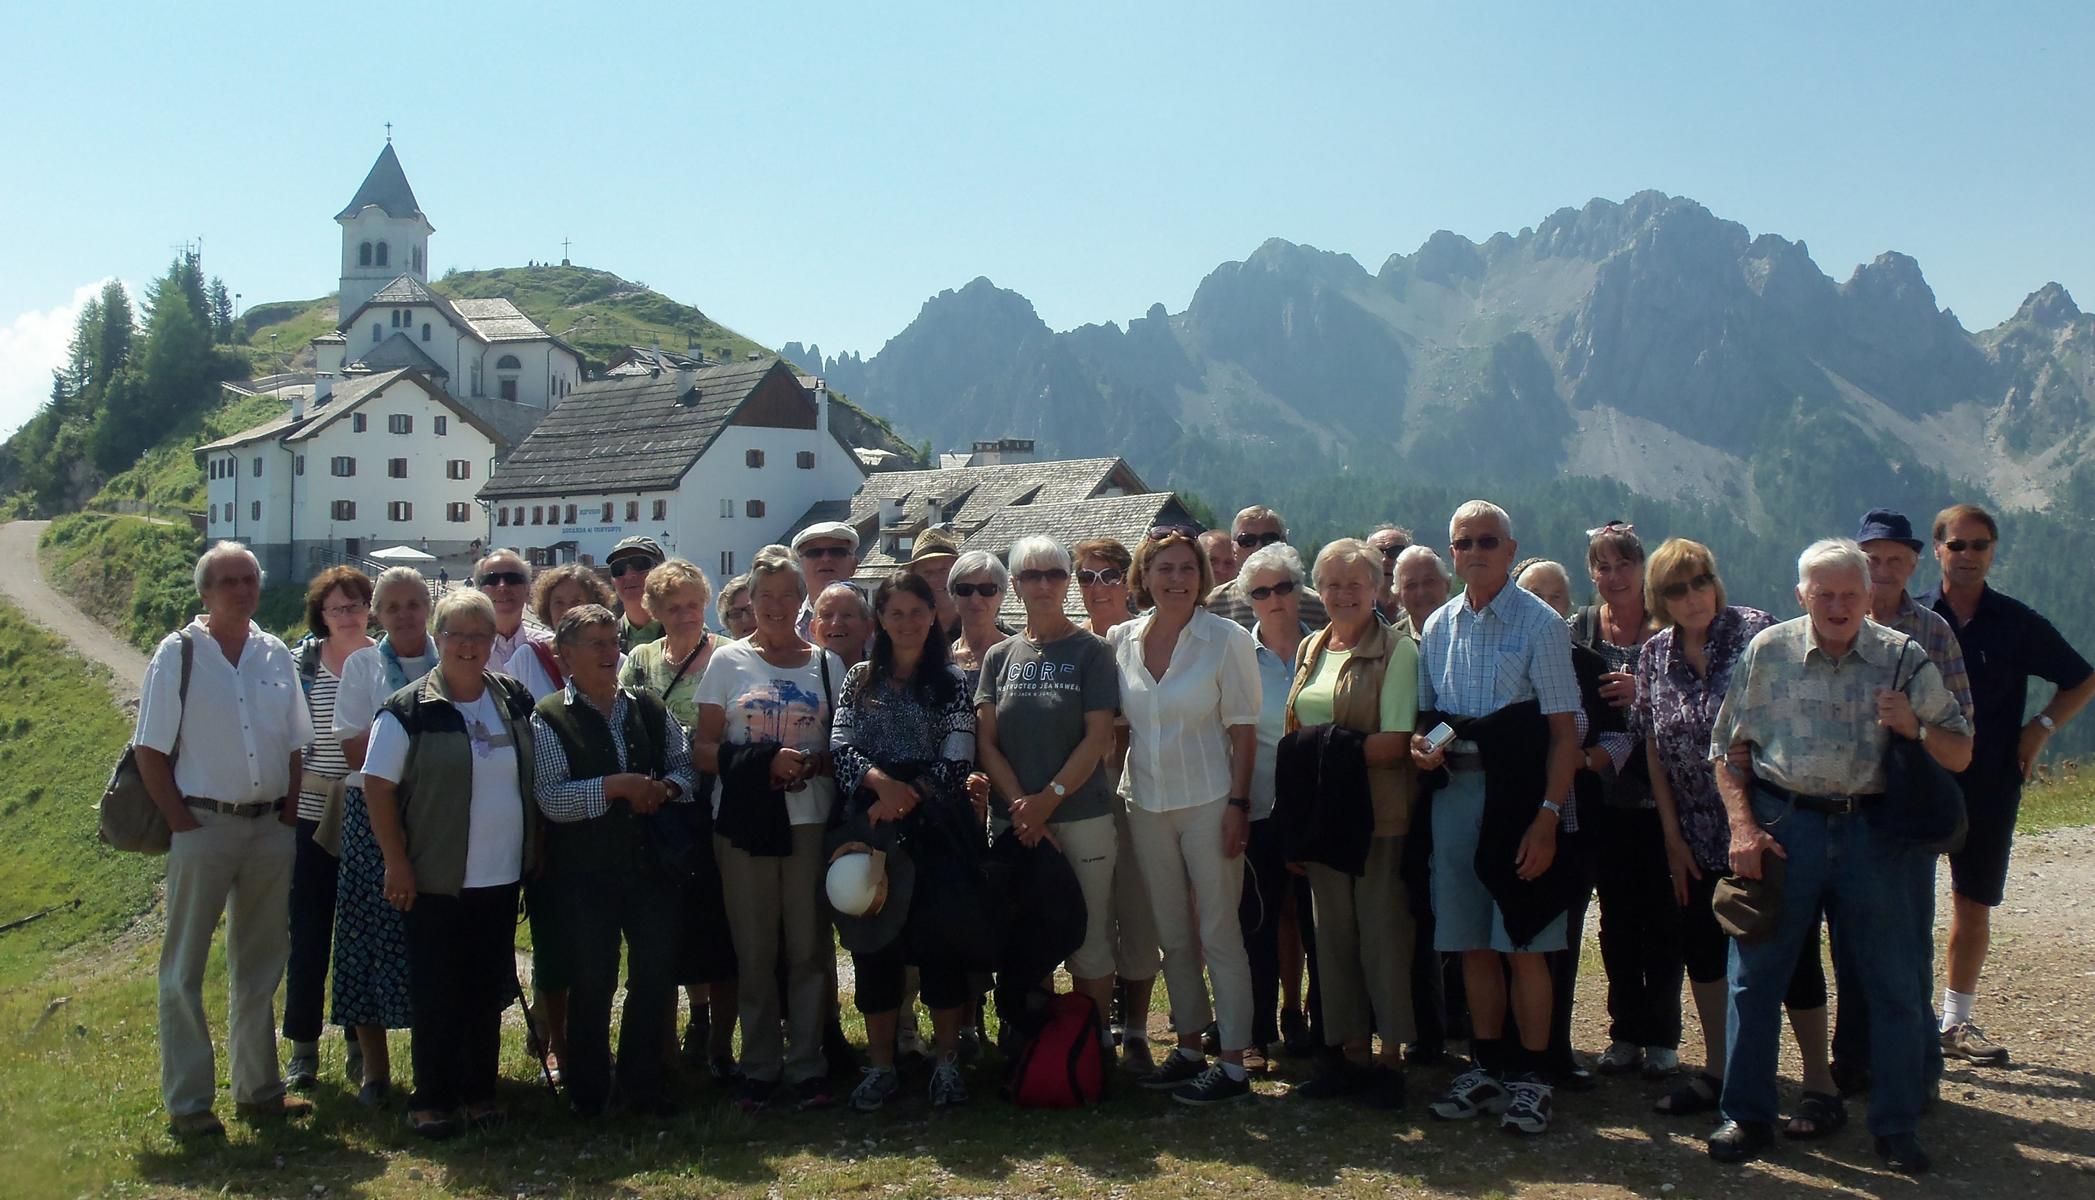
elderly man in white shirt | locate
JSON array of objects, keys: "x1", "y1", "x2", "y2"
[
  {"x1": 1110, "y1": 526, "x2": 1264, "y2": 1106},
  {"x1": 133, "y1": 542, "x2": 316, "y2": 1136}
]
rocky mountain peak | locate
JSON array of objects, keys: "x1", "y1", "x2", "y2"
[{"x1": 2015, "y1": 282, "x2": 2084, "y2": 329}]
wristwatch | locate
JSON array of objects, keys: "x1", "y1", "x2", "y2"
[
  {"x1": 1048, "y1": 780, "x2": 1068, "y2": 798},
  {"x1": 1227, "y1": 796, "x2": 1251, "y2": 812},
  {"x1": 2037, "y1": 714, "x2": 2058, "y2": 732},
  {"x1": 1916, "y1": 723, "x2": 1929, "y2": 744},
  {"x1": 1539, "y1": 799, "x2": 1563, "y2": 816}
]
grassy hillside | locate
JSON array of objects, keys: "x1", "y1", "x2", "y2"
[
  {"x1": 90, "y1": 389, "x2": 290, "y2": 515},
  {"x1": 38, "y1": 514, "x2": 302, "y2": 649}
]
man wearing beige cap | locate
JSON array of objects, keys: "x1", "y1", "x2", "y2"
[
  {"x1": 907, "y1": 528, "x2": 963, "y2": 634},
  {"x1": 790, "y1": 521, "x2": 861, "y2": 640}
]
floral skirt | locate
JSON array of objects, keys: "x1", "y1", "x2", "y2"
[{"x1": 331, "y1": 785, "x2": 414, "y2": 1029}]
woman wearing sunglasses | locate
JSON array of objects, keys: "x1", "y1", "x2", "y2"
[
  {"x1": 945, "y1": 550, "x2": 1012, "y2": 696},
  {"x1": 1629, "y1": 539, "x2": 1820, "y2": 1120},
  {"x1": 1111, "y1": 526, "x2": 1263, "y2": 1105}
]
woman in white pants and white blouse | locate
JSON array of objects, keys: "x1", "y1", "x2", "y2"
[{"x1": 1109, "y1": 525, "x2": 1263, "y2": 1106}]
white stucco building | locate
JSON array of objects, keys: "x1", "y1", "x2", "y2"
[{"x1": 478, "y1": 356, "x2": 866, "y2": 579}]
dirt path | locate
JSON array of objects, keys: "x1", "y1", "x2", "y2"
[{"x1": 0, "y1": 519, "x2": 149, "y2": 700}]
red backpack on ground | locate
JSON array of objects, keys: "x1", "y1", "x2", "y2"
[{"x1": 1008, "y1": 992, "x2": 1106, "y2": 1108}]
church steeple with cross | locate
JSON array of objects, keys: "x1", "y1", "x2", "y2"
[{"x1": 335, "y1": 136, "x2": 434, "y2": 319}]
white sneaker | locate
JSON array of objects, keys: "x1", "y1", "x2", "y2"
[
  {"x1": 1642, "y1": 1047, "x2": 1681, "y2": 1077},
  {"x1": 1596, "y1": 1041, "x2": 1642, "y2": 1075}
]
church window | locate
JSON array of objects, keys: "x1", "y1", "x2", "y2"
[
  {"x1": 359, "y1": 242, "x2": 372, "y2": 267},
  {"x1": 422, "y1": 323, "x2": 431, "y2": 342},
  {"x1": 390, "y1": 311, "x2": 399, "y2": 328},
  {"x1": 372, "y1": 324, "x2": 382, "y2": 344},
  {"x1": 496, "y1": 355, "x2": 521, "y2": 370},
  {"x1": 375, "y1": 242, "x2": 389, "y2": 267},
  {"x1": 412, "y1": 247, "x2": 423, "y2": 273}
]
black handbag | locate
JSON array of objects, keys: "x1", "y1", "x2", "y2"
[{"x1": 1870, "y1": 640, "x2": 1969, "y2": 855}]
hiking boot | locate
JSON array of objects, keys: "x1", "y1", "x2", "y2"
[
  {"x1": 850, "y1": 1066, "x2": 901, "y2": 1113},
  {"x1": 929, "y1": 1058, "x2": 969, "y2": 1108},
  {"x1": 1428, "y1": 1068, "x2": 1510, "y2": 1120},
  {"x1": 1172, "y1": 1064, "x2": 1251, "y2": 1106},
  {"x1": 1498, "y1": 1074, "x2": 1553, "y2": 1135},
  {"x1": 1596, "y1": 1041, "x2": 1642, "y2": 1075},
  {"x1": 285, "y1": 1052, "x2": 320, "y2": 1092},
  {"x1": 1941, "y1": 1022, "x2": 2009, "y2": 1066},
  {"x1": 168, "y1": 1111, "x2": 225, "y2": 1138},
  {"x1": 1140, "y1": 1050, "x2": 1208, "y2": 1091}
]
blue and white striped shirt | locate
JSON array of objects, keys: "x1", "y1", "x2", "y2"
[{"x1": 1417, "y1": 580, "x2": 1580, "y2": 719}]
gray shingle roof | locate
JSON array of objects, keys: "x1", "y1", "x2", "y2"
[
  {"x1": 838, "y1": 458, "x2": 1139, "y2": 534},
  {"x1": 349, "y1": 332, "x2": 450, "y2": 377},
  {"x1": 194, "y1": 369, "x2": 539, "y2": 460},
  {"x1": 194, "y1": 370, "x2": 406, "y2": 455},
  {"x1": 335, "y1": 143, "x2": 427, "y2": 223},
  {"x1": 453, "y1": 298, "x2": 552, "y2": 342},
  {"x1": 477, "y1": 356, "x2": 791, "y2": 500}
]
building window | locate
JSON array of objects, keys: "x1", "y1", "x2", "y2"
[
  {"x1": 496, "y1": 354, "x2": 521, "y2": 370},
  {"x1": 388, "y1": 458, "x2": 407, "y2": 479},
  {"x1": 651, "y1": 499, "x2": 667, "y2": 521},
  {"x1": 601, "y1": 502, "x2": 614, "y2": 522},
  {"x1": 745, "y1": 449, "x2": 765, "y2": 468},
  {"x1": 498, "y1": 507, "x2": 509, "y2": 526},
  {"x1": 358, "y1": 241, "x2": 373, "y2": 267},
  {"x1": 390, "y1": 311, "x2": 399, "y2": 328},
  {"x1": 512, "y1": 507, "x2": 523, "y2": 526},
  {"x1": 250, "y1": 500, "x2": 261, "y2": 520},
  {"x1": 332, "y1": 500, "x2": 356, "y2": 521},
  {"x1": 797, "y1": 450, "x2": 816, "y2": 469},
  {"x1": 375, "y1": 242, "x2": 388, "y2": 267},
  {"x1": 625, "y1": 501, "x2": 638, "y2": 522},
  {"x1": 294, "y1": 455, "x2": 304, "y2": 476},
  {"x1": 208, "y1": 460, "x2": 217, "y2": 479},
  {"x1": 387, "y1": 501, "x2": 411, "y2": 521},
  {"x1": 352, "y1": 413, "x2": 368, "y2": 432},
  {"x1": 252, "y1": 456, "x2": 262, "y2": 476},
  {"x1": 745, "y1": 499, "x2": 766, "y2": 518},
  {"x1": 422, "y1": 322, "x2": 431, "y2": 342},
  {"x1": 719, "y1": 550, "x2": 734, "y2": 576},
  {"x1": 446, "y1": 502, "x2": 470, "y2": 523},
  {"x1": 446, "y1": 459, "x2": 470, "y2": 480},
  {"x1": 565, "y1": 504, "x2": 578, "y2": 525},
  {"x1": 389, "y1": 414, "x2": 412, "y2": 434},
  {"x1": 330, "y1": 456, "x2": 356, "y2": 477},
  {"x1": 720, "y1": 498, "x2": 733, "y2": 518},
  {"x1": 434, "y1": 416, "x2": 447, "y2": 436},
  {"x1": 499, "y1": 379, "x2": 517, "y2": 402},
  {"x1": 372, "y1": 324, "x2": 381, "y2": 344},
  {"x1": 531, "y1": 506, "x2": 543, "y2": 525},
  {"x1": 412, "y1": 246, "x2": 423, "y2": 273}
]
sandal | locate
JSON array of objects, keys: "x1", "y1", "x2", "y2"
[
  {"x1": 1783, "y1": 1090, "x2": 1848, "y2": 1140},
  {"x1": 1654, "y1": 1072, "x2": 1722, "y2": 1116}
]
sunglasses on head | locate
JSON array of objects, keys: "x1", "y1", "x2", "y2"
[
  {"x1": 1247, "y1": 579, "x2": 1298, "y2": 602},
  {"x1": 1943, "y1": 538, "x2": 1993, "y2": 554},
  {"x1": 1076, "y1": 567, "x2": 1125, "y2": 587},
  {"x1": 1147, "y1": 524, "x2": 1200, "y2": 542},
  {"x1": 1450, "y1": 536, "x2": 1503, "y2": 552},
  {"x1": 1658, "y1": 572, "x2": 1717, "y2": 601},
  {"x1": 799, "y1": 545, "x2": 853, "y2": 560},
  {"x1": 477, "y1": 571, "x2": 528, "y2": 588},
  {"x1": 608, "y1": 557, "x2": 658, "y2": 578},
  {"x1": 951, "y1": 581, "x2": 1001, "y2": 598},
  {"x1": 1017, "y1": 568, "x2": 1069, "y2": 585},
  {"x1": 1234, "y1": 531, "x2": 1285, "y2": 549}
]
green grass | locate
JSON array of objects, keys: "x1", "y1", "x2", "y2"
[
  {"x1": 2020, "y1": 760, "x2": 2094, "y2": 833},
  {"x1": 38, "y1": 513, "x2": 305, "y2": 650},
  {"x1": 91, "y1": 389, "x2": 292, "y2": 515}
]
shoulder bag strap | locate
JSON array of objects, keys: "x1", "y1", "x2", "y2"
[
  {"x1": 171, "y1": 631, "x2": 193, "y2": 758},
  {"x1": 664, "y1": 633, "x2": 708, "y2": 694}
]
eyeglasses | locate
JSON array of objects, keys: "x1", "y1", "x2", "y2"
[
  {"x1": 1450, "y1": 536, "x2": 1503, "y2": 552},
  {"x1": 1017, "y1": 568, "x2": 1069, "y2": 585},
  {"x1": 608, "y1": 557, "x2": 658, "y2": 578},
  {"x1": 1658, "y1": 572, "x2": 1717, "y2": 601},
  {"x1": 1234, "y1": 531, "x2": 1285, "y2": 549},
  {"x1": 477, "y1": 571, "x2": 528, "y2": 588},
  {"x1": 1147, "y1": 524, "x2": 1199, "y2": 542},
  {"x1": 799, "y1": 545, "x2": 854, "y2": 560},
  {"x1": 1075, "y1": 567, "x2": 1125, "y2": 587},
  {"x1": 323, "y1": 601, "x2": 371, "y2": 617},
  {"x1": 1246, "y1": 580, "x2": 1298, "y2": 602},
  {"x1": 724, "y1": 605, "x2": 753, "y2": 621},
  {"x1": 951, "y1": 581, "x2": 1002, "y2": 598},
  {"x1": 1374, "y1": 543, "x2": 1408, "y2": 560},
  {"x1": 1943, "y1": 538, "x2": 1994, "y2": 554}
]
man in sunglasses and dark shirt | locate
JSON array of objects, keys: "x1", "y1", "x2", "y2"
[
  {"x1": 1918, "y1": 503, "x2": 2095, "y2": 1068},
  {"x1": 1204, "y1": 506, "x2": 1331, "y2": 631},
  {"x1": 605, "y1": 536, "x2": 667, "y2": 652}
]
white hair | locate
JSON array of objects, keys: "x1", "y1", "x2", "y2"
[
  {"x1": 475, "y1": 547, "x2": 530, "y2": 579},
  {"x1": 1797, "y1": 537, "x2": 1870, "y2": 589},
  {"x1": 1448, "y1": 500, "x2": 1513, "y2": 542},
  {"x1": 950, "y1": 549, "x2": 1010, "y2": 592},
  {"x1": 751, "y1": 544, "x2": 806, "y2": 599},
  {"x1": 1006, "y1": 534, "x2": 1072, "y2": 575},
  {"x1": 1311, "y1": 538, "x2": 1379, "y2": 592},
  {"x1": 1516, "y1": 559, "x2": 1572, "y2": 592},
  {"x1": 1239, "y1": 542, "x2": 1305, "y2": 587},
  {"x1": 194, "y1": 541, "x2": 263, "y2": 594},
  {"x1": 816, "y1": 579, "x2": 873, "y2": 619},
  {"x1": 371, "y1": 565, "x2": 428, "y2": 607},
  {"x1": 1394, "y1": 544, "x2": 1446, "y2": 575},
  {"x1": 433, "y1": 587, "x2": 497, "y2": 636}
]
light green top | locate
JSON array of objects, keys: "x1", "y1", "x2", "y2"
[{"x1": 1292, "y1": 641, "x2": 1419, "y2": 734}]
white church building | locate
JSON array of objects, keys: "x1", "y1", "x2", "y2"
[{"x1": 197, "y1": 142, "x2": 572, "y2": 577}]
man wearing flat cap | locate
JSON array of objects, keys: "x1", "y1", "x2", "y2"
[
  {"x1": 790, "y1": 522, "x2": 861, "y2": 641},
  {"x1": 606, "y1": 535, "x2": 667, "y2": 651}
]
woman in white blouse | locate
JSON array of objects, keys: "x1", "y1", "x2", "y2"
[{"x1": 1110, "y1": 526, "x2": 1263, "y2": 1106}]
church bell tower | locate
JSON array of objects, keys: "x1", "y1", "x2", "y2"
[{"x1": 336, "y1": 135, "x2": 434, "y2": 320}]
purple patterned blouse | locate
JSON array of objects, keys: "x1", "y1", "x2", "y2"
[{"x1": 1631, "y1": 605, "x2": 1775, "y2": 873}]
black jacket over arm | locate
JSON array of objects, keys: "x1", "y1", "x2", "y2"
[
  {"x1": 1274, "y1": 724, "x2": 1374, "y2": 876},
  {"x1": 1418, "y1": 699, "x2": 1575, "y2": 948},
  {"x1": 713, "y1": 741, "x2": 791, "y2": 857}
]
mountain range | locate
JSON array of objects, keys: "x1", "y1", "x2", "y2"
[{"x1": 783, "y1": 191, "x2": 2095, "y2": 525}]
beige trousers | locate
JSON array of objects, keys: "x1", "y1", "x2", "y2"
[
  {"x1": 715, "y1": 825, "x2": 829, "y2": 1085},
  {"x1": 1307, "y1": 833, "x2": 1416, "y2": 1049},
  {"x1": 1111, "y1": 798, "x2": 1161, "y2": 980},
  {"x1": 159, "y1": 808, "x2": 295, "y2": 1116},
  {"x1": 1128, "y1": 797, "x2": 1252, "y2": 1051}
]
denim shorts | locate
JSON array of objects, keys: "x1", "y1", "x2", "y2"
[{"x1": 1430, "y1": 768, "x2": 1568, "y2": 954}]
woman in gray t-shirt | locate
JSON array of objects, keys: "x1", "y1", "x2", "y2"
[{"x1": 975, "y1": 535, "x2": 1121, "y2": 1028}]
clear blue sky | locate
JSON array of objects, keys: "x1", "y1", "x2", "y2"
[{"x1": 2, "y1": 1, "x2": 2090, "y2": 436}]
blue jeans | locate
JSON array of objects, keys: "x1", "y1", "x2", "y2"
[{"x1": 1720, "y1": 787, "x2": 1933, "y2": 1137}]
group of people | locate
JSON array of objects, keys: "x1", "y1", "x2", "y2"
[{"x1": 133, "y1": 497, "x2": 2091, "y2": 1175}]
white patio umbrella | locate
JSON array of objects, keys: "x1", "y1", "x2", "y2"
[{"x1": 367, "y1": 545, "x2": 439, "y2": 563}]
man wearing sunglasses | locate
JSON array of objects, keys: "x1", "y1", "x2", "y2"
[
  {"x1": 1918, "y1": 503, "x2": 2095, "y2": 1070},
  {"x1": 606, "y1": 536, "x2": 667, "y2": 652},
  {"x1": 475, "y1": 549, "x2": 551, "y2": 665},
  {"x1": 1204, "y1": 506, "x2": 1329, "y2": 631},
  {"x1": 791, "y1": 521, "x2": 871, "y2": 660}
]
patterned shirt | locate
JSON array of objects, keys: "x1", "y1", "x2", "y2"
[
  {"x1": 829, "y1": 661, "x2": 978, "y2": 806},
  {"x1": 1632, "y1": 606, "x2": 1775, "y2": 872},
  {"x1": 1709, "y1": 614, "x2": 1972, "y2": 798},
  {"x1": 1416, "y1": 580, "x2": 1580, "y2": 719},
  {"x1": 530, "y1": 685, "x2": 700, "y2": 823},
  {"x1": 1881, "y1": 592, "x2": 1974, "y2": 722}
]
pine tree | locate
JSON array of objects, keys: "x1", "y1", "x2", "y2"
[
  {"x1": 208, "y1": 277, "x2": 234, "y2": 344},
  {"x1": 64, "y1": 297, "x2": 104, "y2": 393},
  {"x1": 96, "y1": 281, "x2": 135, "y2": 394}
]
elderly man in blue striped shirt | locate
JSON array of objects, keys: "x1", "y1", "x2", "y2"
[{"x1": 1411, "y1": 500, "x2": 1583, "y2": 1136}]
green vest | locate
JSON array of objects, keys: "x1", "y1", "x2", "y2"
[
  {"x1": 533, "y1": 686, "x2": 672, "y2": 877},
  {"x1": 379, "y1": 670, "x2": 539, "y2": 897}
]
